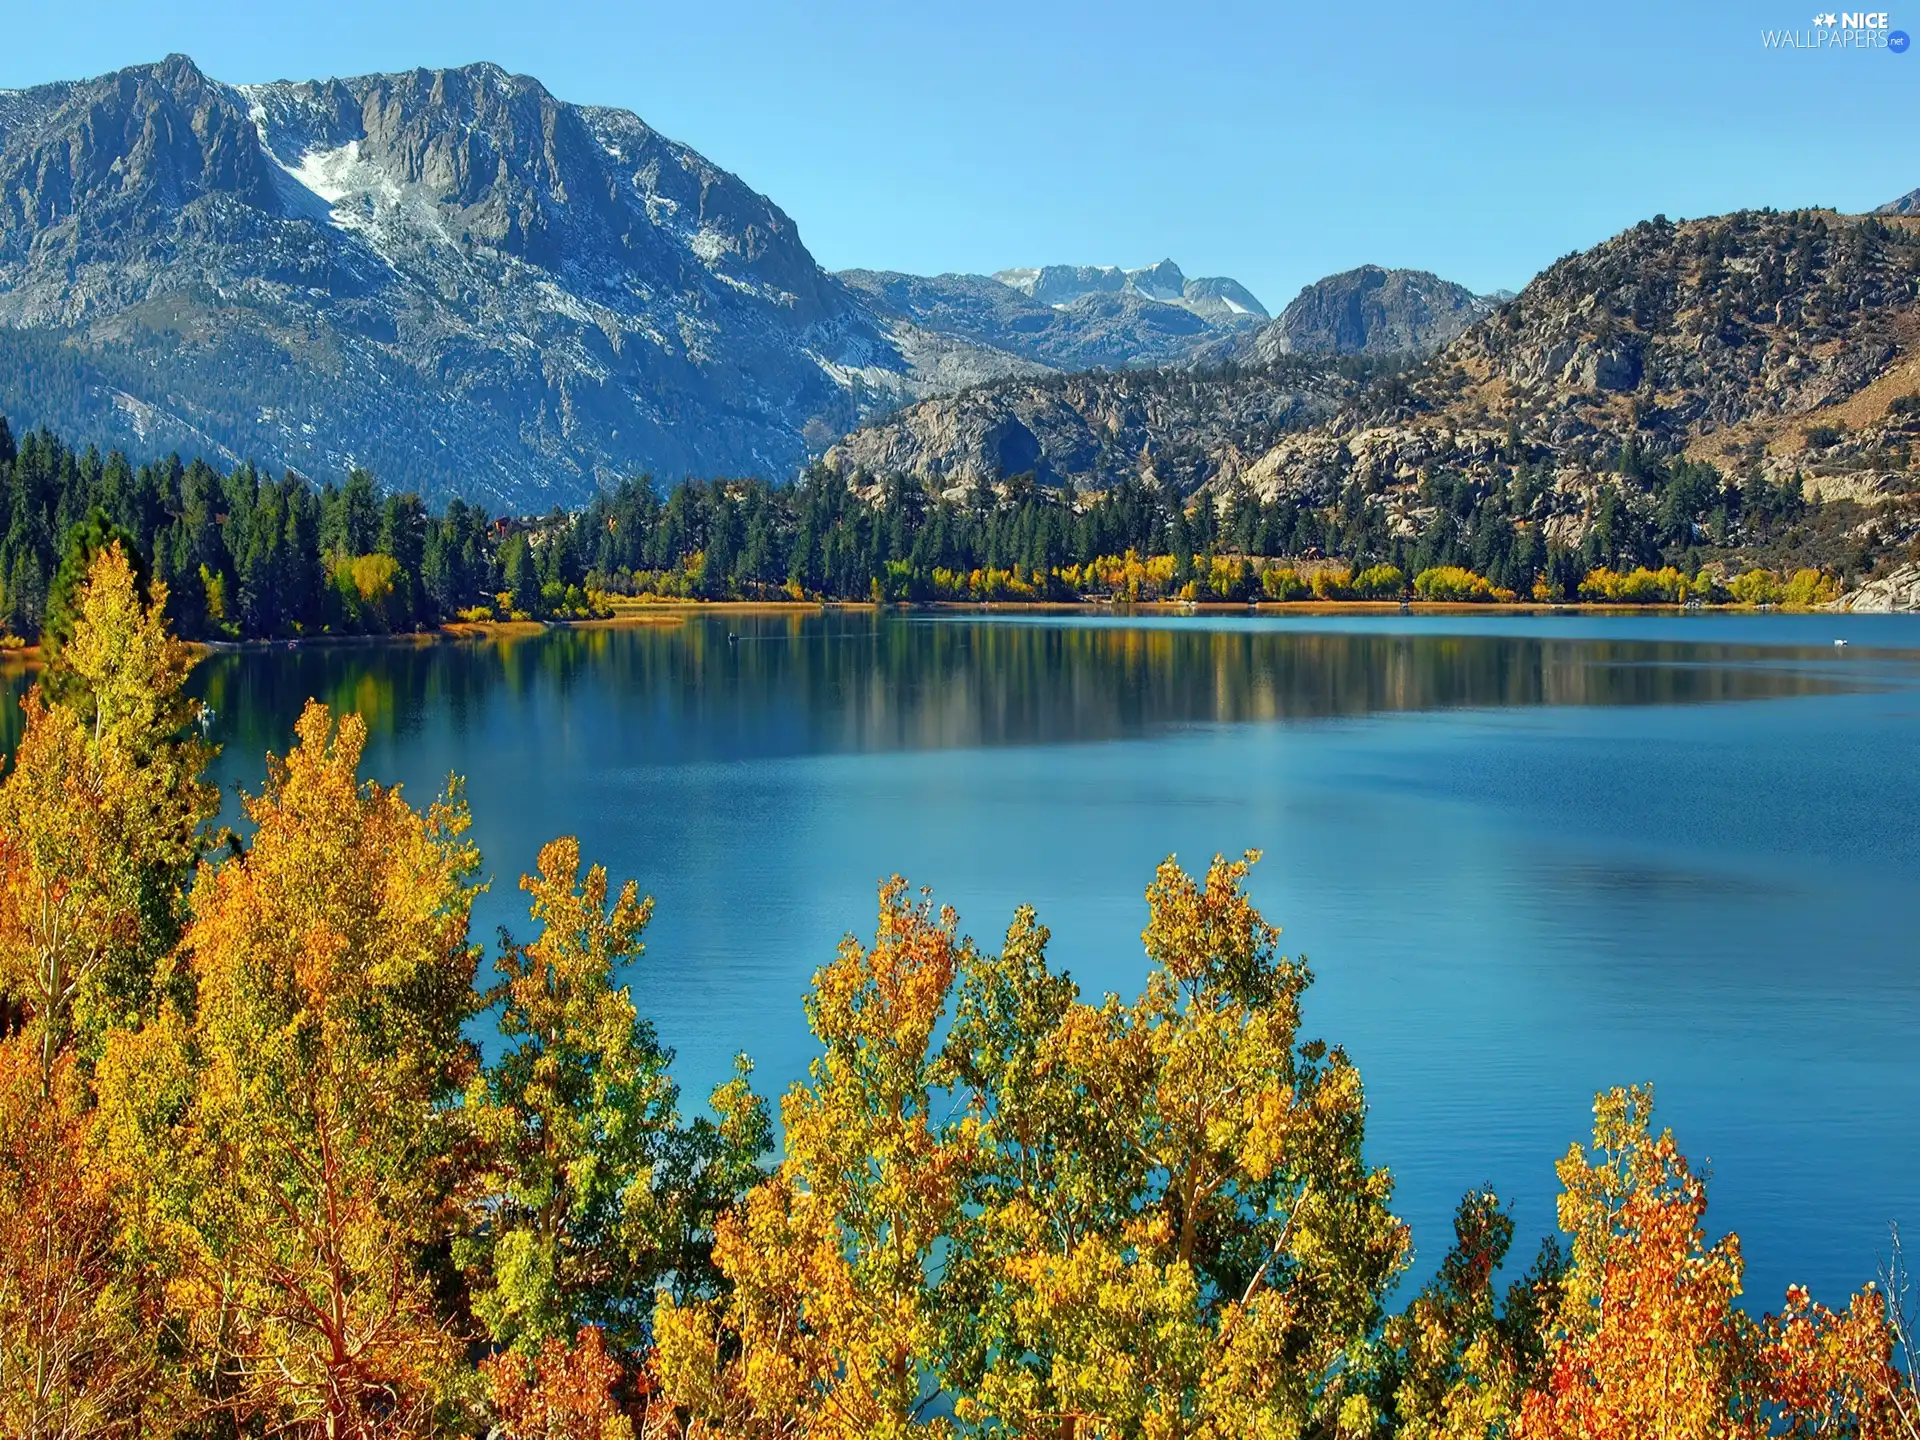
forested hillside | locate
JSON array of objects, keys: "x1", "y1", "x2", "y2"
[
  {"x1": 0, "y1": 398, "x2": 1888, "y2": 647},
  {"x1": 1243, "y1": 211, "x2": 1920, "y2": 552}
]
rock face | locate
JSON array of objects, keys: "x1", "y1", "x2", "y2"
[
  {"x1": 0, "y1": 55, "x2": 1036, "y2": 506},
  {"x1": 824, "y1": 357, "x2": 1372, "y2": 492},
  {"x1": 832, "y1": 206, "x2": 1920, "y2": 569},
  {"x1": 838, "y1": 259, "x2": 1266, "y2": 371},
  {"x1": 1876, "y1": 188, "x2": 1920, "y2": 216},
  {"x1": 1208, "y1": 266, "x2": 1499, "y2": 364},
  {"x1": 1839, "y1": 561, "x2": 1920, "y2": 610},
  {"x1": 1241, "y1": 209, "x2": 1920, "y2": 535}
]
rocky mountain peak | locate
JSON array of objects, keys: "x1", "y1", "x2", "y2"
[
  {"x1": 1126, "y1": 259, "x2": 1187, "y2": 301},
  {"x1": 1876, "y1": 186, "x2": 1920, "y2": 217},
  {"x1": 0, "y1": 54, "x2": 1056, "y2": 504},
  {"x1": 1264, "y1": 265, "x2": 1499, "y2": 357},
  {"x1": 989, "y1": 257, "x2": 1267, "y2": 321},
  {"x1": 0, "y1": 53, "x2": 279, "y2": 244}
]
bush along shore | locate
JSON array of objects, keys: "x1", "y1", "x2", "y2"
[
  {"x1": 0, "y1": 541, "x2": 1915, "y2": 1438},
  {"x1": 0, "y1": 415, "x2": 1883, "y2": 654}
]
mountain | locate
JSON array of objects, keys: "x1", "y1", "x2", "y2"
[
  {"x1": 1877, "y1": 187, "x2": 1920, "y2": 217},
  {"x1": 1263, "y1": 265, "x2": 1499, "y2": 356},
  {"x1": 824, "y1": 259, "x2": 1494, "y2": 493},
  {"x1": 831, "y1": 207, "x2": 1920, "y2": 574},
  {"x1": 822, "y1": 356, "x2": 1389, "y2": 493},
  {"x1": 1197, "y1": 266, "x2": 1501, "y2": 367},
  {"x1": 993, "y1": 259, "x2": 1267, "y2": 322},
  {"x1": 836, "y1": 258, "x2": 1267, "y2": 371},
  {"x1": 1242, "y1": 209, "x2": 1920, "y2": 520},
  {"x1": 0, "y1": 54, "x2": 1038, "y2": 507}
]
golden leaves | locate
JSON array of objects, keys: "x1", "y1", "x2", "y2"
[
  {"x1": 0, "y1": 543, "x2": 217, "y2": 1080},
  {"x1": 657, "y1": 854, "x2": 1408, "y2": 1440},
  {"x1": 95, "y1": 698, "x2": 482, "y2": 1438},
  {"x1": 485, "y1": 1327, "x2": 633, "y2": 1440},
  {"x1": 7, "y1": 555, "x2": 1919, "y2": 1439},
  {"x1": 0, "y1": 1041, "x2": 163, "y2": 1440}
]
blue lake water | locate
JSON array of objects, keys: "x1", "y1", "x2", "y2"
[{"x1": 20, "y1": 608, "x2": 1917, "y2": 1307}]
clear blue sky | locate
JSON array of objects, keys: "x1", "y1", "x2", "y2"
[{"x1": 4, "y1": 0, "x2": 1916, "y2": 310}]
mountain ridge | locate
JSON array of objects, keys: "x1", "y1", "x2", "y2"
[
  {"x1": 827, "y1": 261, "x2": 1499, "y2": 490},
  {"x1": 0, "y1": 53, "x2": 1040, "y2": 506},
  {"x1": 836, "y1": 258, "x2": 1267, "y2": 372},
  {"x1": 829, "y1": 207, "x2": 1920, "y2": 598}
]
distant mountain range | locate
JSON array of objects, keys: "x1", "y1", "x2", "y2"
[
  {"x1": 837, "y1": 259, "x2": 1269, "y2": 371},
  {"x1": 994, "y1": 259, "x2": 1264, "y2": 316},
  {"x1": 0, "y1": 54, "x2": 1511, "y2": 510},
  {"x1": 826, "y1": 264, "x2": 1508, "y2": 490}
]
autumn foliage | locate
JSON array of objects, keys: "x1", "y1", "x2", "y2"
[{"x1": 0, "y1": 545, "x2": 1914, "y2": 1440}]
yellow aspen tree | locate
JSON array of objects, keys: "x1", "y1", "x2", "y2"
[
  {"x1": 0, "y1": 1041, "x2": 166, "y2": 1440},
  {"x1": 1519, "y1": 1086, "x2": 1757, "y2": 1440},
  {"x1": 1517, "y1": 1087, "x2": 1919, "y2": 1440},
  {"x1": 953, "y1": 853, "x2": 1409, "y2": 1440},
  {"x1": 0, "y1": 542, "x2": 215, "y2": 1083},
  {"x1": 1761, "y1": 1282, "x2": 1912, "y2": 1440},
  {"x1": 653, "y1": 879, "x2": 981, "y2": 1440},
  {"x1": 95, "y1": 701, "x2": 480, "y2": 1438},
  {"x1": 462, "y1": 837, "x2": 770, "y2": 1376}
]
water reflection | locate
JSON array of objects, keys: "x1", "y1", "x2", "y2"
[{"x1": 0, "y1": 612, "x2": 1877, "y2": 769}]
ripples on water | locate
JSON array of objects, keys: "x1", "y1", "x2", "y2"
[{"x1": 5, "y1": 609, "x2": 1917, "y2": 1304}]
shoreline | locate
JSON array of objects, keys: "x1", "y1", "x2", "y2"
[{"x1": 0, "y1": 596, "x2": 1900, "y2": 671}]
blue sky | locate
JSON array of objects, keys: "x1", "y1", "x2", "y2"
[{"x1": 4, "y1": 0, "x2": 1916, "y2": 309}]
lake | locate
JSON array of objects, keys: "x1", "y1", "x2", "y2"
[{"x1": 14, "y1": 608, "x2": 1919, "y2": 1307}]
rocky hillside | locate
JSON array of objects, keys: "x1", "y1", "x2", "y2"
[
  {"x1": 1248, "y1": 265, "x2": 1498, "y2": 359},
  {"x1": 831, "y1": 209, "x2": 1920, "y2": 589},
  {"x1": 830, "y1": 263, "x2": 1494, "y2": 493},
  {"x1": 837, "y1": 259, "x2": 1266, "y2": 371},
  {"x1": 822, "y1": 356, "x2": 1388, "y2": 492},
  {"x1": 1840, "y1": 560, "x2": 1920, "y2": 609},
  {"x1": 0, "y1": 55, "x2": 1037, "y2": 507},
  {"x1": 1240, "y1": 209, "x2": 1920, "y2": 557}
]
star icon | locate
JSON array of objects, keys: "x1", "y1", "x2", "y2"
[{"x1": 1824, "y1": 11, "x2": 1838, "y2": 22}]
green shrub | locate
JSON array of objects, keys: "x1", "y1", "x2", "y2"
[
  {"x1": 1309, "y1": 567, "x2": 1354, "y2": 601},
  {"x1": 1260, "y1": 567, "x2": 1309, "y2": 601},
  {"x1": 1413, "y1": 566, "x2": 1500, "y2": 602},
  {"x1": 1352, "y1": 564, "x2": 1407, "y2": 600}
]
